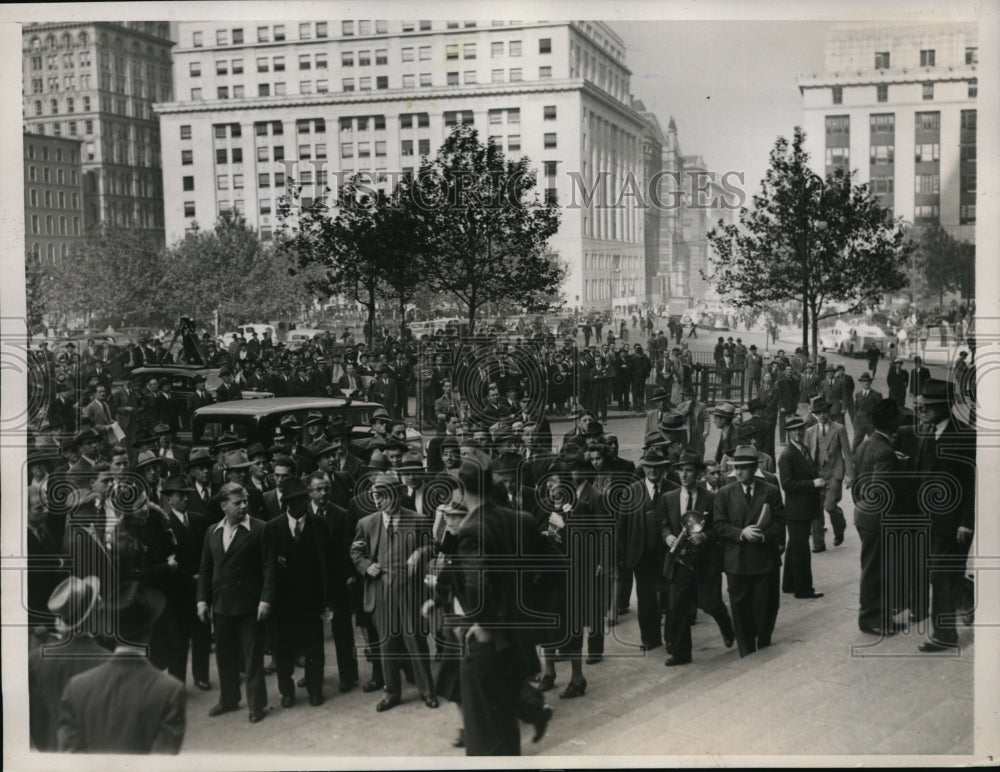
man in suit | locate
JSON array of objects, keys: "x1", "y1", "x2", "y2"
[
  {"x1": 350, "y1": 474, "x2": 436, "y2": 712},
  {"x1": 713, "y1": 446, "x2": 786, "y2": 657},
  {"x1": 492, "y1": 452, "x2": 539, "y2": 516},
  {"x1": 109, "y1": 378, "x2": 142, "y2": 459},
  {"x1": 775, "y1": 365, "x2": 799, "y2": 445},
  {"x1": 852, "y1": 372, "x2": 882, "y2": 454},
  {"x1": 197, "y1": 482, "x2": 273, "y2": 723},
  {"x1": 57, "y1": 582, "x2": 185, "y2": 754},
  {"x1": 516, "y1": 393, "x2": 553, "y2": 453},
  {"x1": 160, "y1": 476, "x2": 211, "y2": 689},
  {"x1": 215, "y1": 366, "x2": 243, "y2": 402},
  {"x1": 184, "y1": 448, "x2": 216, "y2": 519},
  {"x1": 777, "y1": 416, "x2": 825, "y2": 599},
  {"x1": 837, "y1": 365, "x2": 856, "y2": 429},
  {"x1": 661, "y1": 450, "x2": 735, "y2": 666},
  {"x1": 908, "y1": 356, "x2": 932, "y2": 405},
  {"x1": 744, "y1": 397, "x2": 776, "y2": 461},
  {"x1": 186, "y1": 373, "x2": 215, "y2": 419},
  {"x1": 369, "y1": 364, "x2": 401, "y2": 418},
  {"x1": 262, "y1": 476, "x2": 332, "y2": 707},
  {"x1": 819, "y1": 365, "x2": 844, "y2": 424},
  {"x1": 804, "y1": 398, "x2": 854, "y2": 552},
  {"x1": 615, "y1": 446, "x2": 674, "y2": 650},
  {"x1": 68, "y1": 428, "x2": 103, "y2": 476},
  {"x1": 851, "y1": 398, "x2": 905, "y2": 636},
  {"x1": 81, "y1": 384, "x2": 115, "y2": 437},
  {"x1": 156, "y1": 381, "x2": 183, "y2": 434},
  {"x1": 745, "y1": 344, "x2": 764, "y2": 398},
  {"x1": 29, "y1": 576, "x2": 111, "y2": 751},
  {"x1": 710, "y1": 403, "x2": 738, "y2": 464},
  {"x1": 886, "y1": 358, "x2": 909, "y2": 407},
  {"x1": 47, "y1": 382, "x2": 77, "y2": 438},
  {"x1": 153, "y1": 423, "x2": 189, "y2": 469},
  {"x1": 912, "y1": 379, "x2": 976, "y2": 652}
]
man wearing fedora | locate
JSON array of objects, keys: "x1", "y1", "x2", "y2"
[
  {"x1": 713, "y1": 446, "x2": 786, "y2": 656},
  {"x1": 710, "y1": 403, "x2": 738, "y2": 464},
  {"x1": 852, "y1": 372, "x2": 882, "y2": 455},
  {"x1": 777, "y1": 416, "x2": 825, "y2": 599},
  {"x1": 68, "y1": 428, "x2": 102, "y2": 476},
  {"x1": 262, "y1": 476, "x2": 333, "y2": 707},
  {"x1": 615, "y1": 446, "x2": 675, "y2": 650},
  {"x1": 852, "y1": 398, "x2": 905, "y2": 636},
  {"x1": 745, "y1": 344, "x2": 764, "y2": 399},
  {"x1": 215, "y1": 366, "x2": 243, "y2": 402},
  {"x1": 661, "y1": 450, "x2": 735, "y2": 666},
  {"x1": 775, "y1": 365, "x2": 799, "y2": 446},
  {"x1": 185, "y1": 372, "x2": 215, "y2": 417},
  {"x1": 804, "y1": 398, "x2": 853, "y2": 552},
  {"x1": 197, "y1": 482, "x2": 272, "y2": 723},
  {"x1": 153, "y1": 423, "x2": 190, "y2": 469},
  {"x1": 29, "y1": 576, "x2": 111, "y2": 751},
  {"x1": 886, "y1": 358, "x2": 909, "y2": 407},
  {"x1": 161, "y1": 476, "x2": 211, "y2": 689},
  {"x1": 58, "y1": 582, "x2": 186, "y2": 753},
  {"x1": 912, "y1": 379, "x2": 976, "y2": 652},
  {"x1": 184, "y1": 448, "x2": 217, "y2": 520},
  {"x1": 350, "y1": 474, "x2": 437, "y2": 712}
]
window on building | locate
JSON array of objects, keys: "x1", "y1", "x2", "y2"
[
  {"x1": 462, "y1": 70, "x2": 476, "y2": 84},
  {"x1": 419, "y1": 139, "x2": 430, "y2": 156},
  {"x1": 299, "y1": 22, "x2": 312, "y2": 40},
  {"x1": 510, "y1": 68, "x2": 522, "y2": 82},
  {"x1": 301, "y1": 80, "x2": 313, "y2": 94},
  {"x1": 184, "y1": 201, "x2": 196, "y2": 217},
  {"x1": 342, "y1": 51, "x2": 354, "y2": 67},
  {"x1": 257, "y1": 26, "x2": 270, "y2": 42},
  {"x1": 217, "y1": 30, "x2": 228, "y2": 45},
  {"x1": 965, "y1": 47, "x2": 978, "y2": 65},
  {"x1": 401, "y1": 139, "x2": 414, "y2": 156},
  {"x1": 359, "y1": 76, "x2": 371, "y2": 91},
  {"x1": 358, "y1": 50, "x2": 371, "y2": 66},
  {"x1": 916, "y1": 111, "x2": 940, "y2": 131},
  {"x1": 874, "y1": 51, "x2": 890, "y2": 69},
  {"x1": 274, "y1": 56, "x2": 285, "y2": 72},
  {"x1": 183, "y1": 175, "x2": 194, "y2": 191},
  {"x1": 419, "y1": 46, "x2": 431, "y2": 61},
  {"x1": 920, "y1": 49, "x2": 935, "y2": 67},
  {"x1": 492, "y1": 42, "x2": 504, "y2": 58},
  {"x1": 343, "y1": 78, "x2": 355, "y2": 91},
  {"x1": 402, "y1": 21, "x2": 415, "y2": 31},
  {"x1": 420, "y1": 20, "x2": 432, "y2": 30},
  {"x1": 273, "y1": 145, "x2": 285, "y2": 160},
  {"x1": 402, "y1": 73, "x2": 415, "y2": 88},
  {"x1": 968, "y1": 80, "x2": 977, "y2": 98},
  {"x1": 274, "y1": 25, "x2": 285, "y2": 41},
  {"x1": 869, "y1": 144, "x2": 893, "y2": 164},
  {"x1": 341, "y1": 142, "x2": 354, "y2": 158},
  {"x1": 233, "y1": 174, "x2": 244, "y2": 189},
  {"x1": 315, "y1": 53, "x2": 327, "y2": 69},
  {"x1": 191, "y1": 87, "x2": 202, "y2": 100},
  {"x1": 447, "y1": 71, "x2": 459, "y2": 86},
  {"x1": 544, "y1": 132, "x2": 556, "y2": 148},
  {"x1": 216, "y1": 147, "x2": 228, "y2": 164},
  {"x1": 539, "y1": 66, "x2": 552, "y2": 79},
  {"x1": 464, "y1": 44, "x2": 476, "y2": 60},
  {"x1": 190, "y1": 61, "x2": 201, "y2": 76},
  {"x1": 343, "y1": 21, "x2": 354, "y2": 36},
  {"x1": 299, "y1": 54, "x2": 311, "y2": 70},
  {"x1": 914, "y1": 143, "x2": 939, "y2": 163},
  {"x1": 376, "y1": 20, "x2": 388, "y2": 34},
  {"x1": 232, "y1": 28, "x2": 244, "y2": 44},
  {"x1": 192, "y1": 31, "x2": 203, "y2": 47},
  {"x1": 258, "y1": 83, "x2": 270, "y2": 97},
  {"x1": 375, "y1": 75, "x2": 387, "y2": 89},
  {"x1": 961, "y1": 143, "x2": 976, "y2": 162},
  {"x1": 359, "y1": 21, "x2": 371, "y2": 35},
  {"x1": 831, "y1": 86, "x2": 843, "y2": 104},
  {"x1": 419, "y1": 73, "x2": 432, "y2": 87},
  {"x1": 543, "y1": 105, "x2": 557, "y2": 121},
  {"x1": 509, "y1": 40, "x2": 522, "y2": 57},
  {"x1": 217, "y1": 86, "x2": 229, "y2": 99},
  {"x1": 873, "y1": 83, "x2": 888, "y2": 103},
  {"x1": 257, "y1": 146, "x2": 269, "y2": 161},
  {"x1": 182, "y1": 149, "x2": 193, "y2": 165},
  {"x1": 914, "y1": 174, "x2": 940, "y2": 194},
  {"x1": 258, "y1": 56, "x2": 269, "y2": 73},
  {"x1": 402, "y1": 47, "x2": 414, "y2": 62},
  {"x1": 508, "y1": 135, "x2": 521, "y2": 151},
  {"x1": 922, "y1": 82, "x2": 934, "y2": 100},
  {"x1": 961, "y1": 109, "x2": 976, "y2": 130},
  {"x1": 375, "y1": 48, "x2": 388, "y2": 65},
  {"x1": 317, "y1": 22, "x2": 328, "y2": 38},
  {"x1": 317, "y1": 80, "x2": 328, "y2": 93},
  {"x1": 446, "y1": 44, "x2": 459, "y2": 61},
  {"x1": 539, "y1": 38, "x2": 551, "y2": 54}
]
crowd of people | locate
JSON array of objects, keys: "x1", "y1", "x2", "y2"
[{"x1": 23, "y1": 316, "x2": 977, "y2": 756}]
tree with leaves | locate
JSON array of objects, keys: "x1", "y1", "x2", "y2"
[
  {"x1": 412, "y1": 124, "x2": 563, "y2": 335},
  {"x1": 159, "y1": 214, "x2": 314, "y2": 331},
  {"x1": 914, "y1": 223, "x2": 975, "y2": 307},
  {"x1": 706, "y1": 127, "x2": 914, "y2": 358}
]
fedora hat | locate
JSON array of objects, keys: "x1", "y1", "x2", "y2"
[
  {"x1": 131, "y1": 430, "x2": 157, "y2": 449},
  {"x1": 151, "y1": 422, "x2": 173, "y2": 437},
  {"x1": 915, "y1": 379, "x2": 952, "y2": 406},
  {"x1": 858, "y1": 371, "x2": 873, "y2": 382},
  {"x1": 368, "y1": 449, "x2": 392, "y2": 471},
  {"x1": 326, "y1": 416, "x2": 353, "y2": 437},
  {"x1": 279, "y1": 476, "x2": 309, "y2": 501},
  {"x1": 161, "y1": 475, "x2": 195, "y2": 495},
  {"x1": 303, "y1": 411, "x2": 325, "y2": 427},
  {"x1": 73, "y1": 428, "x2": 102, "y2": 448},
  {"x1": 438, "y1": 502, "x2": 467, "y2": 520},
  {"x1": 810, "y1": 398, "x2": 831, "y2": 413},
  {"x1": 185, "y1": 447, "x2": 214, "y2": 468},
  {"x1": 112, "y1": 581, "x2": 166, "y2": 641},
  {"x1": 736, "y1": 421, "x2": 758, "y2": 440},
  {"x1": 279, "y1": 414, "x2": 301, "y2": 432},
  {"x1": 784, "y1": 415, "x2": 807, "y2": 432},
  {"x1": 246, "y1": 443, "x2": 270, "y2": 461},
  {"x1": 659, "y1": 411, "x2": 686, "y2": 431},
  {"x1": 651, "y1": 387, "x2": 670, "y2": 402},
  {"x1": 675, "y1": 449, "x2": 706, "y2": 470},
  {"x1": 371, "y1": 407, "x2": 391, "y2": 421},
  {"x1": 223, "y1": 450, "x2": 252, "y2": 469},
  {"x1": 871, "y1": 398, "x2": 901, "y2": 432},
  {"x1": 746, "y1": 397, "x2": 766, "y2": 413},
  {"x1": 371, "y1": 472, "x2": 400, "y2": 491},
  {"x1": 711, "y1": 403, "x2": 736, "y2": 419},
  {"x1": 134, "y1": 450, "x2": 165, "y2": 471},
  {"x1": 492, "y1": 452, "x2": 522, "y2": 475},
  {"x1": 211, "y1": 433, "x2": 244, "y2": 453},
  {"x1": 397, "y1": 451, "x2": 424, "y2": 472},
  {"x1": 643, "y1": 430, "x2": 670, "y2": 450},
  {"x1": 311, "y1": 440, "x2": 337, "y2": 459},
  {"x1": 47, "y1": 575, "x2": 101, "y2": 631},
  {"x1": 729, "y1": 445, "x2": 760, "y2": 466},
  {"x1": 639, "y1": 447, "x2": 672, "y2": 467}
]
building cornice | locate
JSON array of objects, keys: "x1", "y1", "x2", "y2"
[
  {"x1": 23, "y1": 21, "x2": 174, "y2": 47},
  {"x1": 154, "y1": 78, "x2": 631, "y2": 116},
  {"x1": 798, "y1": 66, "x2": 976, "y2": 91}
]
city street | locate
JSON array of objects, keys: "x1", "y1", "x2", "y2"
[{"x1": 178, "y1": 325, "x2": 973, "y2": 758}]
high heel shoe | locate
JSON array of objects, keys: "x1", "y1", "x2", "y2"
[
  {"x1": 538, "y1": 674, "x2": 556, "y2": 692},
  {"x1": 559, "y1": 678, "x2": 587, "y2": 699}
]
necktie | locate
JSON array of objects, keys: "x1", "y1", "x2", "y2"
[
  {"x1": 744, "y1": 486, "x2": 753, "y2": 505},
  {"x1": 294, "y1": 518, "x2": 302, "y2": 540},
  {"x1": 822, "y1": 424, "x2": 827, "y2": 438},
  {"x1": 201, "y1": 487, "x2": 208, "y2": 504}
]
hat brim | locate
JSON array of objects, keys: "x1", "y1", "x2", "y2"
[
  {"x1": 135, "y1": 456, "x2": 166, "y2": 469},
  {"x1": 639, "y1": 458, "x2": 672, "y2": 467},
  {"x1": 48, "y1": 575, "x2": 102, "y2": 629}
]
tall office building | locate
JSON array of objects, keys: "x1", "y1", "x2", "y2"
[
  {"x1": 24, "y1": 132, "x2": 85, "y2": 263},
  {"x1": 156, "y1": 19, "x2": 649, "y2": 311},
  {"x1": 799, "y1": 22, "x2": 977, "y2": 242},
  {"x1": 22, "y1": 22, "x2": 174, "y2": 246}
]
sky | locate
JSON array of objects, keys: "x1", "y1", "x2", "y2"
[{"x1": 612, "y1": 20, "x2": 830, "y2": 199}]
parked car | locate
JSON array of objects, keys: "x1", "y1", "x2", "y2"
[
  {"x1": 819, "y1": 320, "x2": 888, "y2": 357},
  {"x1": 286, "y1": 328, "x2": 325, "y2": 350},
  {"x1": 190, "y1": 397, "x2": 423, "y2": 453}
]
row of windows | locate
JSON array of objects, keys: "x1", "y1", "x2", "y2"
[
  {"x1": 827, "y1": 111, "x2": 977, "y2": 136},
  {"x1": 28, "y1": 51, "x2": 93, "y2": 69},
  {"x1": 873, "y1": 48, "x2": 977, "y2": 70},
  {"x1": 27, "y1": 189, "x2": 80, "y2": 209},
  {"x1": 29, "y1": 213, "x2": 80, "y2": 235},
  {"x1": 28, "y1": 243, "x2": 73, "y2": 262},
  {"x1": 25, "y1": 166, "x2": 79, "y2": 185},
  {"x1": 24, "y1": 144, "x2": 79, "y2": 163},
  {"x1": 831, "y1": 80, "x2": 977, "y2": 105}
]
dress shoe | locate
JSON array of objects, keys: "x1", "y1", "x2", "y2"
[
  {"x1": 723, "y1": 631, "x2": 736, "y2": 648},
  {"x1": 452, "y1": 728, "x2": 466, "y2": 748},
  {"x1": 376, "y1": 695, "x2": 401, "y2": 712},
  {"x1": 532, "y1": 704, "x2": 554, "y2": 743},
  {"x1": 538, "y1": 674, "x2": 556, "y2": 692},
  {"x1": 194, "y1": 679, "x2": 212, "y2": 691},
  {"x1": 338, "y1": 681, "x2": 357, "y2": 693},
  {"x1": 859, "y1": 624, "x2": 897, "y2": 636},
  {"x1": 296, "y1": 676, "x2": 307, "y2": 688},
  {"x1": 423, "y1": 696, "x2": 439, "y2": 709},
  {"x1": 248, "y1": 708, "x2": 267, "y2": 723},
  {"x1": 362, "y1": 679, "x2": 385, "y2": 693},
  {"x1": 585, "y1": 654, "x2": 603, "y2": 665},
  {"x1": 559, "y1": 679, "x2": 587, "y2": 699},
  {"x1": 281, "y1": 694, "x2": 295, "y2": 708},
  {"x1": 208, "y1": 703, "x2": 239, "y2": 717},
  {"x1": 796, "y1": 592, "x2": 824, "y2": 599},
  {"x1": 812, "y1": 547, "x2": 827, "y2": 553},
  {"x1": 664, "y1": 655, "x2": 691, "y2": 667},
  {"x1": 309, "y1": 694, "x2": 324, "y2": 707},
  {"x1": 918, "y1": 640, "x2": 959, "y2": 653},
  {"x1": 640, "y1": 642, "x2": 661, "y2": 652},
  {"x1": 833, "y1": 535, "x2": 845, "y2": 546}
]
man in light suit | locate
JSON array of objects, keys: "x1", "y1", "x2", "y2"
[
  {"x1": 81, "y1": 385, "x2": 115, "y2": 435},
  {"x1": 661, "y1": 450, "x2": 735, "y2": 666},
  {"x1": 57, "y1": 582, "x2": 185, "y2": 754},
  {"x1": 350, "y1": 475, "x2": 436, "y2": 712},
  {"x1": 197, "y1": 483, "x2": 273, "y2": 723},
  {"x1": 713, "y1": 446, "x2": 786, "y2": 657},
  {"x1": 804, "y1": 398, "x2": 854, "y2": 552}
]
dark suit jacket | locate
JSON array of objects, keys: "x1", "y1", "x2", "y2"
[
  {"x1": 261, "y1": 489, "x2": 283, "y2": 522},
  {"x1": 197, "y1": 517, "x2": 273, "y2": 616},
  {"x1": 662, "y1": 486, "x2": 720, "y2": 579},
  {"x1": 616, "y1": 479, "x2": 666, "y2": 569},
  {"x1": 777, "y1": 443, "x2": 823, "y2": 522},
  {"x1": 851, "y1": 431, "x2": 900, "y2": 529},
  {"x1": 913, "y1": 416, "x2": 975, "y2": 538},
  {"x1": 109, "y1": 386, "x2": 142, "y2": 432},
  {"x1": 368, "y1": 377, "x2": 399, "y2": 412},
  {"x1": 30, "y1": 635, "x2": 111, "y2": 751},
  {"x1": 262, "y1": 513, "x2": 332, "y2": 617},
  {"x1": 186, "y1": 389, "x2": 215, "y2": 417},
  {"x1": 58, "y1": 654, "x2": 185, "y2": 754},
  {"x1": 46, "y1": 395, "x2": 77, "y2": 433},
  {"x1": 165, "y1": 508, "x2": 209, "y2": 579},
  {"x1": 713, "y1": 479, "x2": 785, "y2": 575},
  {"x1": 854, "y1": 389, "x2": 883, "y2": 425}
]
